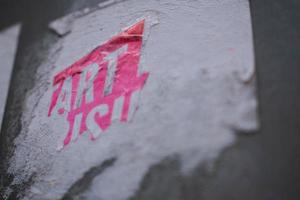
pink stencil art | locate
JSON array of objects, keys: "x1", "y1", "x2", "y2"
[{"x1": 48, "y1": 20, "x2": 149, "y2": 147}]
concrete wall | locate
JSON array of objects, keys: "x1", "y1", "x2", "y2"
[
  {"x1": 1, "y1": 0, "x2": 299, "y2": 200},
  {"x1": 1, "y1": 1, "x2": 258, "y2": 199},
  {"x1": 0, "y1": 24, "x2": 20, "y2": 129}
]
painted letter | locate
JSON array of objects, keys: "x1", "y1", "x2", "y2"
[
  {"x1": 75, "y1": 63, "x2": 99, "y2": 108},
  {"x1": 103, "y1": 45, "x2": 128, "y2": 95},
  {"x1": 86, "y1": 104, "x2": 109, "y2": 138}
]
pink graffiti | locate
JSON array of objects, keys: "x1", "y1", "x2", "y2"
[{"x1": 48, "y1": 20, "x2": 149, "y2": 147}]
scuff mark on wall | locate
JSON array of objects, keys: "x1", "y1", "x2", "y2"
[{"x1": 61, "y1": 157, "x2": 116, "y2": 200}]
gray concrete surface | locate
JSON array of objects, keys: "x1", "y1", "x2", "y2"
[
  {"x1": 0, "y1": 24, "x2": 20, "y2": 129},
  {"x1": 0, "y1": 0, "x2": 299, "y2": 200},
  {"x1": 1, "y1": 0, "x2": 258, "y2": 199},
  {"x1": 3, "y1": 1, "x2": 257, "y2": 199}
]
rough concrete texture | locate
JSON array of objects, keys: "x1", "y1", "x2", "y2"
[
  {"x1": 0, "y1": 24, "x2": 21, "y2": 129},
  {"x1": 5, "y1": 0, "x2": 258, "y2": 199}
]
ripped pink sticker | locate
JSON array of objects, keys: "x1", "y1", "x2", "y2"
[{"x1": 48, "y1": 20, "x2": 149, "y2": 147}]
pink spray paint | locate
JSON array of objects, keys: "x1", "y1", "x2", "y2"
[{"x1": 48, "y1": 20, "x2": 149, "y2": 147}]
